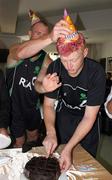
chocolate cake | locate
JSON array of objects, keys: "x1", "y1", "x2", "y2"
[{"x1": 24, "y1": 156, "x2": 61, "y2": 180}]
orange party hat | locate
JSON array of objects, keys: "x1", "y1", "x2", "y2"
[
  {"x1": 29, "y1": 9, "x2": 40, "y2": 26},
  {"x1": 63, "y1": 9, "x2": 79, "y2": 43},
  {"x1": 56, "y1": 9, "x2": 85, "y2": 56},
  {"x1": 64, "y1": 9, "x2": 77, "y2": 32}
]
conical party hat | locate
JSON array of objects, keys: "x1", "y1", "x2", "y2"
[
  {"x1": 56, "y1": 9, "x2": 85, "y2": 56},
  {"x1": 29, "y1": 9, "x2": 40, "y2": 26},
  {"x1": 63, "y1": 9, "x2": 79, "y2": 43}
]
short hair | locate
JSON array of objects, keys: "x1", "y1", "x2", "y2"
[{"x1": 30, "y1": 13, "x2": 52, "y2": 31}]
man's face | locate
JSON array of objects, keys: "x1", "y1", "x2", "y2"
[
  {"x1": 30, "y1": 22, "x2": 49, "y2": 40},
  {"x1": 60, "y1": 46, "x2": 88, "y2": 77}
]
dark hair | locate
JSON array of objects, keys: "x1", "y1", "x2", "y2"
[{"x1": 30, "y1": 20, "x2": 52, "y2": 32}]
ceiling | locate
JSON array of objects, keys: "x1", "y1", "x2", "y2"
[
  {"x1": 18, "y1": 0, "x2": 112, "y2": 16},
  {"x1": 0, "y1": 0, "x2": 112, "y2": 44}
]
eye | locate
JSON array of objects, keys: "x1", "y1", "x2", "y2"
[{"x1": 36, "y1": 32, "x2": 41, "y2": 35}]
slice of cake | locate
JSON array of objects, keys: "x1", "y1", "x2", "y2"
[{"x1": 24, "y1": 156, "x2": 61, "y2": 180}]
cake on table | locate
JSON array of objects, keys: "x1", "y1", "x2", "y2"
[{"x1": 24, "y1": 156, "x2": 61, "y2": 180}]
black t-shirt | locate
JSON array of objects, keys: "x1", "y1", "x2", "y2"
[
  {"x1": 6, "y1": 50, "x2": 46, "y2": 114},
  {"x1": 45, "y1": 57, "x2": 106, "y2": 117}
]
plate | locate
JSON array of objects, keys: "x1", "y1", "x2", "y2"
[
  {"x1": 0, "y1": 134, "x2": 11, "y2": 149},
  {"x1": 0, "y1": 157, "x2": 11, "y2": 166},
  {"x1": 0, "y1": 174, "x2": 28, "y2": 180},
  {"x1": 59, "y1": 172, "x2": 68, "y2": 180}
]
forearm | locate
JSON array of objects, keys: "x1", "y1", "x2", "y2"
[
  {"x1": 34, "y1": 80, "x2": 45, "y2": 94},
  {"x1": 43, "y1": 105, "x2": 56, "y2": 135},
  {"x1": 16, "y1": 34, "x2": 53, "y2": 59}
]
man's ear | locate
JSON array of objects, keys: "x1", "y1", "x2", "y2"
[
  {"x1": 28, "y1": 30, "x2": 32, "y2": 38},
  {"x1": 84, "y1": 48, "x2": 88, "y2": 58}
]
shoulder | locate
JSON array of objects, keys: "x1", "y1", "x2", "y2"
[
  {"x1": 46, "y1": 58, "x2": 61, "y2": 73},
  {"x1": 9, "y1": 43, "x2": 21, "y2": 57},
  {"x1": 9, "y1": 43, "x2": 20, "y2": 51},
  {"x1": 48, "y1": 58, "x2": 60, "y2": 68},
  {"x1": 85, "y1": 57, "x2": 105, "y2": 76},
  {"x1": 7, "y1": 43, "x2": 21, "y2": 67},
  {"x1": 85, "y1": 57, "x2": 103, "y2": 68}
]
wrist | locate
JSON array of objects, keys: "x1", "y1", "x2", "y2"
[
  {"x1": 40, "y1": 85, "x2": 46, "y2": 94},
  {"x1": 65, "y1": 140, "x2": 77, "y2": 152},
  {"x1": 34, "y1": 81, "x2": 46, "y2": 94},
  {"x1": 42, "y1": 33, "x2": 53, "y2": 45},
  {"x1": 46, "y1": 129, "x2": 56, "y2": 136}
]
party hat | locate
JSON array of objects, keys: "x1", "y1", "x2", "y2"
[
  {"x1": 29, "y1": 9, "x2": 40, "y2": 26},
  {"x1": 63, "y1": 9, "x2": 79, "y2": 43},
  {"x1": 57, "y1": 9, "x2": 85, "y2": 56}
]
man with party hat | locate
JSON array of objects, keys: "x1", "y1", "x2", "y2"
[
  {"x1": 7, "y1": 8, "x2": 106, "y2": 171},
  {"x1": 29, "y1": 9, "x2": 41, "y2": 26},
  {"x1": 6, "y1": 9, "x2": 52, "y2": 148},
  {"x1": 39, "y1": 9, "x2": 106, "y2": 171}
]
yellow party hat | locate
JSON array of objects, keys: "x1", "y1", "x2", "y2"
[
  {"x1": 56, "y1": 9, "x2": 85, "y2": 56},
  {"x1": 28, "y1": 9, "x2": 40, "y2": 26},
  {"x1": 63, "y1": 9, "x2": 79, "y2": 43}
]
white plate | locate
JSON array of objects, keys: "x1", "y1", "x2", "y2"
[
  {"x1": 0, "y1": 156, "x2": 11, "y2": 166},
  {"x1": 0, "y1": 175, "x2": 8, "y2": 180},
  {"x1": 59, "y1": 172, "x2": 68, "y2": 180},
  {"x1": 0, "y1": 174, "x2": 28, "y2": 180},
  {"x1": 0, "y1": 172, "x2": 68, "y2": 180},
  {"x1": 0, "y1": 134, "x2": 11, "y2": 149}
]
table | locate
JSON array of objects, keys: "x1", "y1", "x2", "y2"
[
  {"x1": 72, "y1": 144, "x2": 112, "y2": 179},
  {"x1": 0, "y1": 144, "x2": 111, "y2": 180},
  {"x1": 31, "y1": 144, "x2": 112, "y2": 179}
]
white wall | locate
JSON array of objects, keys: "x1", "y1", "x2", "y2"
[
  {"x1": 101, "y1": 42, "x2": 112, "y2": 58},
  {"x1": 0, "y1": 35, "x2": 20, "y2": 49},
  {"x1": 87, "y1": 44, "x2": 102, "y2": 61}
]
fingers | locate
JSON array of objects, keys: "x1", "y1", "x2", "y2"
[
  {"x1": 46, "y1": 143, "x2": 57, "y2": 157},
  {"x1": 0, "y1": 128, "x2": 9, "y2": 136},
  {"x1": 47, "y1": 73, "x2": 61, "y2": 85},
  {"x1": 55, "y1": 20, "x2": 72, "y2": 35},
  {"x1": 49, "y1": 73, "x2": 59, "y2": 80},
  {"x1": 59, "y1": 158, "x2": 71, "y2": 172},
  {"x1": 43, "y1": 135, "x2": 58, "y2": 157},
  {"x1": 51, "y1": 19, "x2": 72, "y2": 42},
  {"x1": 45, "y1": 141, "x2": 53, "y2": 156},
  {"x1": 46, "y1": 73, "x2": 58, "y2": 80},
  {"x1": 59, "y1": 148, "x2": 72, "y2": 172},
  {"x1": 43, "y1": 73, "x2": 62, "y2": 92}
]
